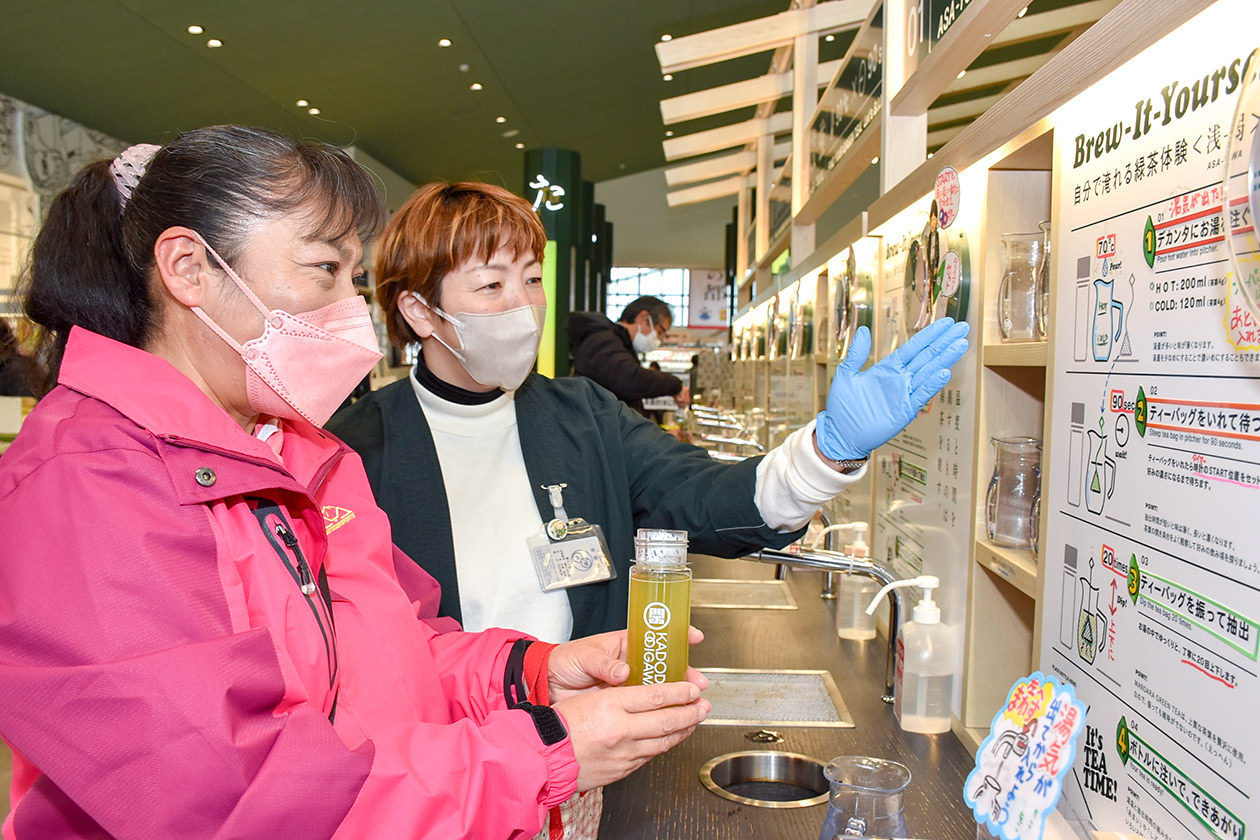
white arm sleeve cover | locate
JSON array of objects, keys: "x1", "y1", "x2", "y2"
[{"x1": 753, "y1": 419, "x2": 869, "y2": 531}]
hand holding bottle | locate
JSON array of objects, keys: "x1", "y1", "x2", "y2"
[
  {"x1": 546, "y1": 627, "x2": 708, "y2": 702},
  {"x1": 816, "y1": 318, "x2": 970, "y2": 461},
  {"x1": 554, "y1": 678, "x2": 710, "y2": 791}
]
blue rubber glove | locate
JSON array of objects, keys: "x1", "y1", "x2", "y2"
[{"x1": 816, "y1": 318, "x2": 971, "y2": 461}]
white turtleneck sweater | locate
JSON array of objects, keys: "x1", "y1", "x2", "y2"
[{"x1": 411, "y1": 371, "x2": 575, "y2": 642}]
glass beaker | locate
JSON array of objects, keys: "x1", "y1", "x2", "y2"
[
  {"x1": 817, "y1": 756, "x2": 911, "y2": 840},
  {"x1": 997, "y1": 232, "x2": 1044, "y2": 342},
  {"x1": 1035, "y1": 221, "x2": 1051, "y2": 339},
  {"x1": 985, "y1": 436, "x2": 1042, "y2": 552}
]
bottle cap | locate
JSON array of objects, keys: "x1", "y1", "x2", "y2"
[
  {"x1": 865, "y1": 574, "x2": 941, "y2": 618},
  {"x1": 912, "y1": 575, "x2": 942, "y2": 624},
  {"x1": 633, "y1": 528, "x2": 689, "y2": 569}
]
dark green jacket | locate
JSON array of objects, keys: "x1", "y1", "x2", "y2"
[{"x1": 327, "y1": 372, "x2": 805, "y2": 637}]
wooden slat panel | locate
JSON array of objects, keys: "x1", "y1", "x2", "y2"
[
  {"x1": 661, "y1": 60, "x2": 842, "y2": 124},
  {"x1": 655, "y1": 0, "x2": 872, "y2": 74},
  {"x1": 664, "y1": 112, "x2": 793, "y2": 161}
]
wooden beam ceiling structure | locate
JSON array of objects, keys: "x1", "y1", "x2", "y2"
[{"x1": 660, "y1": 0, "x2": 1122, "y2": 210}]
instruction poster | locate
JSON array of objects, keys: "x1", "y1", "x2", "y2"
[{"x1": 1041, "y1": 4, "x2": 1259, "y2": 839}]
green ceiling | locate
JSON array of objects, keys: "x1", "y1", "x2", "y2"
[{"x1": 1, "y1": 0, "x2": 827, "y2": 187}]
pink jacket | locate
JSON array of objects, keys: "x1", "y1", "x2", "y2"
[{"x1": 0, "y1": 328, "x2": 578, "y2": 839}]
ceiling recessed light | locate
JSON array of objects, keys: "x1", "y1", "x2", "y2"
[
  {"x1": 1017, "y1": 6, "x2": 1028, "y2": 17},
  {"x1": 663, "y1": 74, "x2": 673, "y2": 81},
  {"x1": 514, "y1": 142, "x2": 525, "y2": 149},
  {"x1": 308, "y1": 107, "x2": 321, "y2": 115},
  {"x1": 825, "y1": 33, "x2": 835, "y2": 42},
  {"x1": 956, "y1": 69, "x2": 967, "y2": 79},
  {"x1": 470, "y1": 82, "x2": 483, "y2": 91},
  {"x1": 438, "y1": 38, "x2": 452, "y2": 47},
  {"x1": 928, "y1": 152, "x2": 935, "y2": 159},
  {"x1": 207, "y1": 38, "x2": 223, "y2": 48},
  {"x1": 296, "y1": 99, "x2": 309, "y2": 108},
  {"x1": 187, "y1": 24, "x2": 203, "y2": 35},
  {"x1": 665, "y1": 130, "x2": 674, "y2": 137},
  {"x1": 870, "y1": 156, "x2": 879, "y2": 165},
  {"x1": 661, "y1": 34, "x2": 672, "y2": 42},
  {"x1": 495, "y1": 116, "x2": 507, "y2": 123}
]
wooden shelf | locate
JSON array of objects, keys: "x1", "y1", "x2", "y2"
[
  {"x1": 974, "y1": 538, "x2": 1039, "y2": 599},
  {"x1": 982, "y1": 341, "x2": 1047, "y2": 367},
  {"x1": 952, "y1": 718, "x2": 988, "y2": 757}
]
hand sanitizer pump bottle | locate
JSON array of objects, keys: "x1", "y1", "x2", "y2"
[
  {"x1": 834, "y1": 523, "x2": 878, "y2": 640},
  {"x1": 866, "y1": 575, "x2": 954, "y2": 734}
]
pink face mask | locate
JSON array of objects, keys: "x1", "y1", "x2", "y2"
[{"x1": 189, "y1": 232, "x2": 383, "y2": 427}]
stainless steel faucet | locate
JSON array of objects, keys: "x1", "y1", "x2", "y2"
[
  {"x1": 811, "y1": 508, "x2": 840, "y2": 599},
  {"x1": 747, "y1": 546, "x2": 905, "y2": 704}
]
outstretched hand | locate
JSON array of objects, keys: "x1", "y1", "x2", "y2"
[{"x1": 816, "y1": 318, "x2": 970, "y2": 461}]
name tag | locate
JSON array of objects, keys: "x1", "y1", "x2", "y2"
[{"x1": 527, "y1": 518, "x2": 616, "y2": 591}]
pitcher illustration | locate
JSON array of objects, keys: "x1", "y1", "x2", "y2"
[
  {"x1": 1084, "y1": 429, "x2": 1116, "y2": 514},
  {"x1": 1076, "y1": 576, "x2": 1108, "y2": 664},
  {"x1": 1092, "y1": 278, "x2": 1124, "y2": 361}
]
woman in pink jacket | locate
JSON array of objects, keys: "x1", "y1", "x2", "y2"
[{"x1": 0, "y1": 125, "x2": 709, "y2": 839}]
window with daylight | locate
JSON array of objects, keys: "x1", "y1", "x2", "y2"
[{"x1": 605, "y1": 267, "x2": 689, "y2": 325}]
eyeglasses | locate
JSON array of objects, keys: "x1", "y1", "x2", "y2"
[{"x1": 648, "y1": 315, "x2": 670, "y2": 341}]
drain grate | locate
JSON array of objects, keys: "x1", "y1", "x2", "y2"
[
  {"x1": 691, "y1": 578, "x2": 798, "y2": 610},
  {"x1": 699, "y1": 668, "x2": 854, "y2": 727}
]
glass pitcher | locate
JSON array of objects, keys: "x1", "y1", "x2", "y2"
[
  {"x1": 818, "y1": 756, "x2": 911, "y2": 840},
  {"x1": 1035, "y1": 221, "x2": 1051, "y2": 339},
  {"x1": 997, "y1": 232, "x2": 1044, "y2": 342},
  {"x1": 985, "y1": 436, "x2": 1042, "y2": 552}
]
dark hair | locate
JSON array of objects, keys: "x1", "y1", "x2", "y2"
[
  {"x1": 21, "y1": 125, "x2": 386, "y2": 395},
  {"x1": 0, "y1": 318, "x2": 15, "y2": 356},
  {"x1": 619, "y1": 295, "x2": 673, "y2": 328},
  {"x1": 376, "y1": 181, "x2": 546, "y2": 349}
]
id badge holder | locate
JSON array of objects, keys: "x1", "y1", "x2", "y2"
[{"x1": 527, "y1": 484, "x2": 617, "y2": 592}]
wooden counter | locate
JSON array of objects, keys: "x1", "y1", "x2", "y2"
[{"x1": 599, "y1": 555, "x2": 977, "y2": 840}]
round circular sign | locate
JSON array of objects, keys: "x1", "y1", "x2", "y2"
[
  {"x1": 934, "y1": 166, "x2": 961, "y2": 229},
  {"x1": 941, "y1": 250, "x2": 961, "y2": 298}
]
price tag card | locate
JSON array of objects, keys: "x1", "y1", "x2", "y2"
[{"x1": 965, "y1": 671, "x2": 1087, "y2": 840}]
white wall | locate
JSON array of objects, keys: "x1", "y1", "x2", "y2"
[
  {"x1": 595, "y1": 162, "x2": 879, "y2": 274},
  {"x1": 595, "y1": 167, "x2": 731, "y2": 270}
]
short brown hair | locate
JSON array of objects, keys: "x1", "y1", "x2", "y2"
[{"x1": 376, "y1": 181, "x2": 547, "y2": 348}]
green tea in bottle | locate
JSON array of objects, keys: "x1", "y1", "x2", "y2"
[{"x1": 626, "y1": 528, "x2": 691, "y2": 685}]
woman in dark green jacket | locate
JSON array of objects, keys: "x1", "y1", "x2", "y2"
[{"x1": 328, "y1": 182, "x2": 969, "y2": 643}]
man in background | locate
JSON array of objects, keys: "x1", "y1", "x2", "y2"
[{"x1": 568, "y1": 295, "x2": 690, "y2": 416}]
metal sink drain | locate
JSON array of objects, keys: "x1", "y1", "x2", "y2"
[{"x1": 699, "y1": 750, "x2": 829, "y2": 808}]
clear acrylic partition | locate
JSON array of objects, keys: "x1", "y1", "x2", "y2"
[
  {"x1": 809, "y1": 7, "x2": 883, "y2": 193},
  {"x1": 769, "y1": 164, "x2": 794, "y2": 246}
]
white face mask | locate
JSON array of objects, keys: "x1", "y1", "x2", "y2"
[
  {"x1": 416, "y1": 293, "x2": 545, "y2": 390},
  {"x1": 632, "y1": 317, "x2": 661, "y2": 354}
]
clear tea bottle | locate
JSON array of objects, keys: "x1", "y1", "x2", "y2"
[{"x1": 626, "y1": 529, "x2": 692, "y2": 685}]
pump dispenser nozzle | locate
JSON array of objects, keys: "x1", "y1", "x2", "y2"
[
  {"x1": 865, "y1": 575, "x2": 940, "y2": 623},
  {"x1": 808, "y1": 520, "x2": 870, "y2": 552}
]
